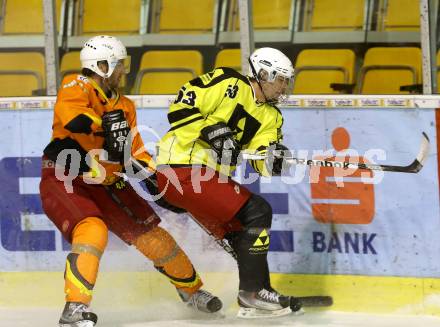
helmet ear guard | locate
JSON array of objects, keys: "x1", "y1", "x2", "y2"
[
  {"x1": 258, "y1": 69, "x2": 269, "y2": 82},
  {"x1": 96, "y1": 60, "x2": 109, "y2": 75}
]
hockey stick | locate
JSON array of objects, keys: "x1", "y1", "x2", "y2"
[
  {"x1": 127, "y1": 155, "x2": 334, "y2": 307},
  {"x1": 129, "y1": 159, "x2": 332, "y2": 307},
  {"x1": 243, "y1": 132, "x2": 430, "y2": 174},
  {"x1": 191, "y1": 215, "x2": 333, "y2": 307},
  {"x1": 187, "y1": 218, "x2": 332, "y2": 307}
]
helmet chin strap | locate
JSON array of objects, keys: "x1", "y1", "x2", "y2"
[
  {"x1": 248, "y1": 58, "x2": 269, "y2": 103},
  {"x1": 248, "y1": 58, "x2": 279, "y2": 105}
]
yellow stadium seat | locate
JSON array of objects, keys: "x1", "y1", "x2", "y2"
[
  {"x1": 157, "y1": 0, "x2": 215, "y2": 33},
  {"x1": 60, "y1": 52, "x2": 81, "y2": 79},
  {"x1": 359, "y1": 47, "x2": 422, "y2": 94},
  {"x1": 2, "y1": 0, "x2": 61, "y2": 34},
  {"x1": 0, "y1": 52, "x2": 45, "y2": 96},
  {"x1": 81, "y1": 0, "x2": 141, "y2": 35},
  {"x1": 293, "y1": 49, "x2": 356, "y2": 94},
  {"x1": 230, "y1": 0, "x2": 292, "y2": 30},
  {"x1": 382, "y1": 0, "x2": 420, "y2": 31},
  {"x1": 306, "y1": 0, "x2": 365, "y2": 31},
  {"x1": 134, "y1": 50, "x2": 203, "y2": 94},
  {"x1": 214, "y1": 49, "x2": 242, "y2": 72}
]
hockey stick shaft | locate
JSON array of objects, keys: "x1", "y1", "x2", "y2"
[
  {"x1": 188, "y1": 213, "x2": 238, "y2": 260},
  {"x1": 243, "y1": 132, "x2": 430, "y2": 174}
]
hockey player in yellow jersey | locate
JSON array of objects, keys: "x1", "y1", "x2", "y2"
[{"x1": 155, "y1": 48, "x2": 302, "y2": 318}]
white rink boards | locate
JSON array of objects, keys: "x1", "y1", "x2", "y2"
[{"x1": 0, "y1": 94, "x2": 440, "y2": 324}]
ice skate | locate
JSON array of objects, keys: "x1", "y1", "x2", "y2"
[
  {"x1": 178, "y1": 289, "x2": 223, "y2": 313},
  {"x1": 237, "y1": 288, "x2": 303, "y2": 319},
  {"x1": 59, "y1": 302, "x2": 98, "y2": 327}
]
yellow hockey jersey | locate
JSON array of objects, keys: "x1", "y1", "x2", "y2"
[{"x1": 156, "y1": 67, "x2": 284, "y2": 176}]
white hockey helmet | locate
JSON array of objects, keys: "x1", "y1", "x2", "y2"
[
  {"x1": 80, "y1": 35, "x2": 130, "y2": 78},
  {"x1": 248, "y1": 47, "x2": 294, "y2": 103}
]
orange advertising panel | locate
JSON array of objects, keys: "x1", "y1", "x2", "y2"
[{"x1": 310, "y1": 127, "x2": 375, "y2": 224}]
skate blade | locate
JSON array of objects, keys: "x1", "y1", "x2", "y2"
[
  {"x1": 293, "y1": 308, "x2": 306, "y2": 316},
  {"x1": 237, "y1": 306, "x2": 292, "y2": 319},
  {"x1": 59, "y1": 321, "x2": 95, "y2": 327},
  {"x1": 185, "y1": 303, "x2": 226, "y2": 319}
]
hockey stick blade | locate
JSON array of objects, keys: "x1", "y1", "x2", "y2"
[
  {"x1": 296, "y1": 296, "x2": 333, "y2": 307},
  {"x1": 357, "y1": 132, "x2": 429, "y2": 173},
  {"x1": 242, "y1": 132, "x2": 430, "y2": 174}
]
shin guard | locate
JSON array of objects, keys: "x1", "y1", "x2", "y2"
[
  {"x1": 233, "y1": 194, "x2": 273, "y2": 291},
  {"x1": 134, "y1": 226, "x2": 202, "y2": 295},
  {"x1": 232, "y1": 227, "x2": 271, "y2": 291},
  {"x1": 65, "y1": 217, "x2": 108, "y2": 304}
]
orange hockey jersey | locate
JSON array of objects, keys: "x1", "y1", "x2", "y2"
[{"x1": 44, "y1": 74, "x2": 153, "y2": 185}]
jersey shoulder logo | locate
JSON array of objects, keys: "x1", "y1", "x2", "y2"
[
  {"x1": 78, "y1": 75, "x2": 89, "y2": 83},
  {"x1": 225, "y1": 85, "x2": 239, "y2": 99}
]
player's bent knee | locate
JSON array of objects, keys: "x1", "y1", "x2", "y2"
[
  {"x1": 235, "y1": 194, "x2": 272, "y2": 228},
  {"x1": 72, "y1": 216, "x2": 108, "y2": 252}
]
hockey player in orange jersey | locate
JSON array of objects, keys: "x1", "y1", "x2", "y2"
[{"x1": 39, "y1": 35, "x2": 221, "y2": 327}]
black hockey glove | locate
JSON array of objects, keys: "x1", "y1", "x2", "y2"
[
  {"x1": 200, "y1": 122, "x2": 241, "y2": 165},
  {"x1": 143, "y1": 172, "x2": 187, "y2": 214},
  {"x1": 265, "y1": 143, "x2": 292, "y2": 176},
  {"x1": 101, "y1": 109, "x2": 130, "y2": 163}
]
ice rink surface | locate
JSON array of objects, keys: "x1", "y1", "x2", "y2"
[{"x1": 2, "y1": 303, "x2": 440, "y2": 327}]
